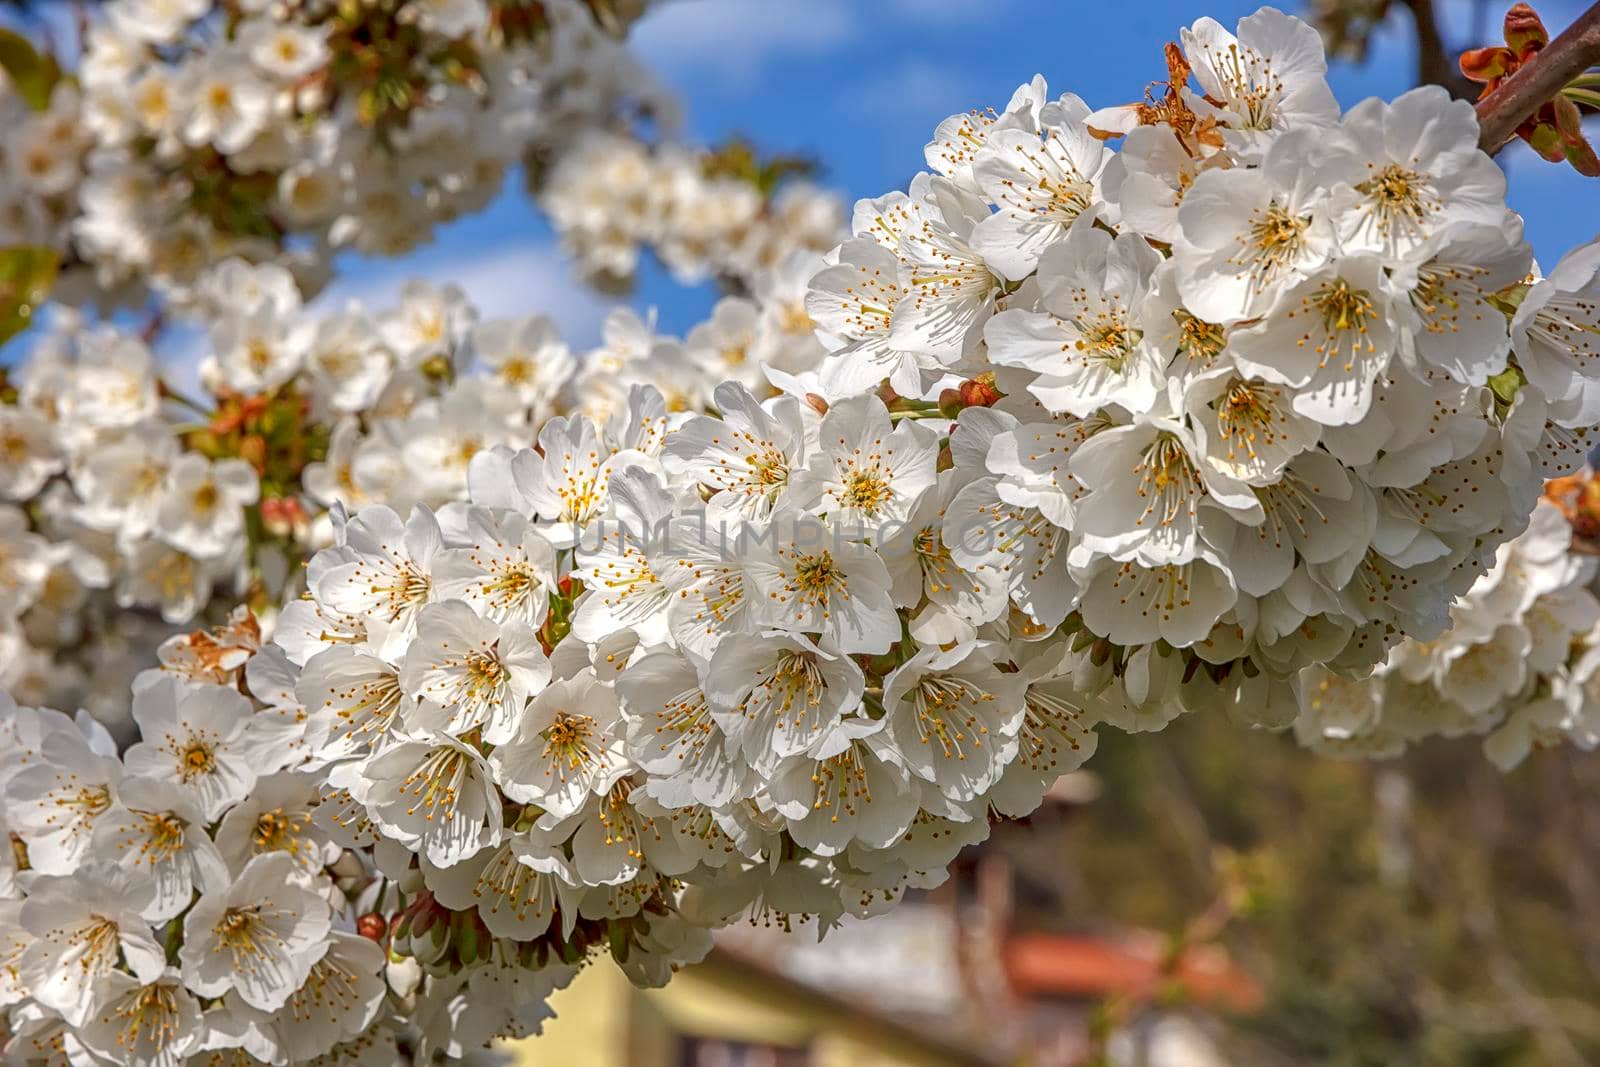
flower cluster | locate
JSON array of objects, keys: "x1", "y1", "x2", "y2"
[
  {"x1": 251, "y1": 4, "x2": 1600, "y2": 1024},
  {"x1": 541, "y1": 131, "x2": 845, "y2": 290},
  {"x1": 0, "y1": 319, "x2": 216, "y2": 729},
  {"x1": 6, "y1": 0, "x2": 670, "y2": 307},
  {"x1": 294, "y1": 255, "x2": 830, "y2": 520},
  {"x1": 800, "y1": 9, "x2": 1598, "y2": 728},
  {"x1": 1296, "y1": 490, "x2": 1600, "y2": 769},
  {"x1": 8, "y1": 6, "x2": 1600, "y2": 1061},
  {"x1": 0, "y1": 620, "x2": 607, "y2": 1063},
  {"x1": 2, "y1": 82, "x2": 93, "y2": 269},
  {"x1": 276, "y1": 394, "x2": 1024, "y2": 987},
  {"x1": 0, "y1": 251, "x2": 828, "y2": 733}
]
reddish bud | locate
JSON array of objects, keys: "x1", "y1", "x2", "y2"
[
  {"x1": 260, "y1": 496, "x2": 307, "y2": 532},
  {"x1": 237, "y1": 436, "x2": 268, "y2": 472},
  {"x1": 958, "y1": 376, "x2": 1002, "y2": 408},
  {"x1": 1459, "y1": 46, "x2": 1514, "y2": 84},
  {"x1": 357, "y1": 912, "x2": 388, "y2": 942},
  {"x1": 1503, "y1": 2, "x2": 1549, "y2": 57}
]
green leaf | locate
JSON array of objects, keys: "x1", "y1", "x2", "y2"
[
  {"x1": 0, "y1": 29, "x2": 59, "y2": 111},
  {"x1": 1488, "y1": 364, "x2": 1526, "y2": 406},
  {"x1": 1554, "y1": 95, "x2": 1600, "y2": 177},
  {"x1": 0, "y1": 246, "x2": 59, "y2": 348}
]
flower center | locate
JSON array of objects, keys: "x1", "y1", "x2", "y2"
[
  {"x1": 1308, "y1": 279, "x2": 1379, "y2": 370},
  {"x1": 911, "y1": 675, "x2": 992, "y2": 759},
  {"x1": 1135, "y1": 433, "x2": 1202, "y2": 528},
  {"x1": 841, "y1": 468, "x2": 893, "y2": 514},
  {"x1": 1200, "y1": 39, "x2": 1282, "y2": 128},
  {"x1": 253, "y1": 808, "x2": 309, "y2": 855},
  {"x1": 1073, "y1": 311, "x2": 1139, "y2": 369},
  {"x1": 147, "y1": 550, "x2": 196, "y2": 599},
  {"x1": 749, "y1": 651, "x2": 828, "y2": 734},
  {"x1": 915, "y1": 526, "x2": 957, "y2": 594},
  {"x1": 137, "y1": 811, "x2": 188, "y2": 864},
  {"x1": 499, "y1": 357, "x2": 531, "y2": 385},
  {"x1": 543, "y1": 712, "x2": 605, "y2": 779},
  {"x1": 1355, "y1": 163, "x2": 1437, "y2": 243},
  {"x1": 60, "y1": 782, "x2": 114, "y2": 823},
  {"x1": 779, "y1": 301, "x2": 814, "y2": 334},
  {"x1": 73, "y1": 917, "x2": 122, "y2": 975},
  {"x1": 792, "y1": 552, "x2": 841, "y2": 598},
  {"x1": 1019, "y1": 687, "x2": 1087, "y2": 770},
  {"x1": 245, "y1": 340, "x2": 274, "y2": 373},
  {"x1": 1241, "y1": 201, "x2": 1310, "y2": 288},
  {"x1": 463, "y1": 648, "x2": 506, "y2": 697},
  {"x1": 401, "y1": 746, "x2": 471, "y2": 820},
  {"x1": 1216, "y1": 379, "x2": 1286, "y2": 460},
  {"x1": 178, "y1": 738, "x2": 217, "y2": 781},
  {"x1": 1174, "y1": 310, "x2": 1226, "y2": 366},
  {"x1": 811, "y1": 744, "x2": 874, "y2": 821},
  {"x1": 318, "y1": 347, "x2": 356, "y2": 376},
  {"x1": 658, "y1": 687, "x2": 715, "y2": 754},
  {"x1": 486, "y1": 564, "x2": 535, "y2": 604},
  {"x1": 214, "y1": 906, "x2": 282, "y2": 966},
  {"x1": 119, "y1": 983, "x2": 185, "y2": 1055}
]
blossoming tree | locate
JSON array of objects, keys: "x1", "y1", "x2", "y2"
[{"x1": 2, "y1": 0, "x2": 1600, "y2": 1062}]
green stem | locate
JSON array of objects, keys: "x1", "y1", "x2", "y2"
[
  {"x1": 161, "y1": 381, "x2": 214, "y2": 417},
  {"x1": 1564, "y1": 86, "x2": 1600, "y2": 110},
  {"x1": 888, "y1": 407, "x2": 953, "y2": 422}
]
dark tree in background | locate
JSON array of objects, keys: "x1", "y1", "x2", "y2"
[{"x1": 1309, "y1": 0, "x2": 1488, "y2": 98}]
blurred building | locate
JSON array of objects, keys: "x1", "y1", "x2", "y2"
[{"x1": 520, "y1": 779, "x2": 1259, "y2": 1067}]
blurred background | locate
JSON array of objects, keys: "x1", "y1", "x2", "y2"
[{"x1": 524, "y1": 718, "x2": 1600, "y2": 1067}]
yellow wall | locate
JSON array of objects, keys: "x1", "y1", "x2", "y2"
[
  {"x1": 513, "y1": 954, "x2": 994, "y2": 1067},
  {"x1": 520, "y1": 961, "x2": 632, "y2": 1066}
]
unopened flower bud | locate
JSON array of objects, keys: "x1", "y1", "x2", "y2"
[
  {"x1": 386, "y1": 953, "x2": 422, "y2": 998},
  {"x1": 357, "y1": 912, "x2": 388, "y2": 942},
  {"x1": 957, "y1": 375, "x2": 1001, "y2": 408}
]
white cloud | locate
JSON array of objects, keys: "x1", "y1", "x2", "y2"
[
  {"x1": 631, "y1": 0, "x2": 857, "y2": 86},
  {"x1": 888, "y1": 0, "x2": 999, "y2": 22},
  {"x1": 847, "y1": 58, "x2": 978, "y2": 128},
  {"x1": 153, "y1": 324, "x2": 208, "y2": 398},
  {"x1": 316, "y1": 241, "x2": 618, "y2": 346}
]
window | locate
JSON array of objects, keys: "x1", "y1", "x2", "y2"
[{"x1": 677, "y1": 1036, "x2": 809, "y2": 1067}]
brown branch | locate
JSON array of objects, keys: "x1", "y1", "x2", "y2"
[
  {"x1": 1477, "y1": 1, "x2": 1600, "y2": 152},
  {"x1": 1402, "y1": 0, "x2": 1481, "y2": 99}
]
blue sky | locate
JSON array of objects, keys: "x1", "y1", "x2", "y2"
[
  {"x1": 7, "y1": 0, "x2": 1599, "y2": 366},
  {"x1": 340, "y1": 0, "x2": 1600, "y2": 349}
]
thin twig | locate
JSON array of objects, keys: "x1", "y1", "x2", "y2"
[{"x1": 1476, "y1": 1, "x2": 1600, "y2": 152}]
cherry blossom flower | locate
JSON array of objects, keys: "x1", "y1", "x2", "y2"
[{"x1": 179, "y1": 851, "x2": 332, "y2": 1011}]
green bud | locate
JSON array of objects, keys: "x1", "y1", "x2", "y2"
[{"x1": 1488, "y1": 363, "x2": 1526, "y2": 406}]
